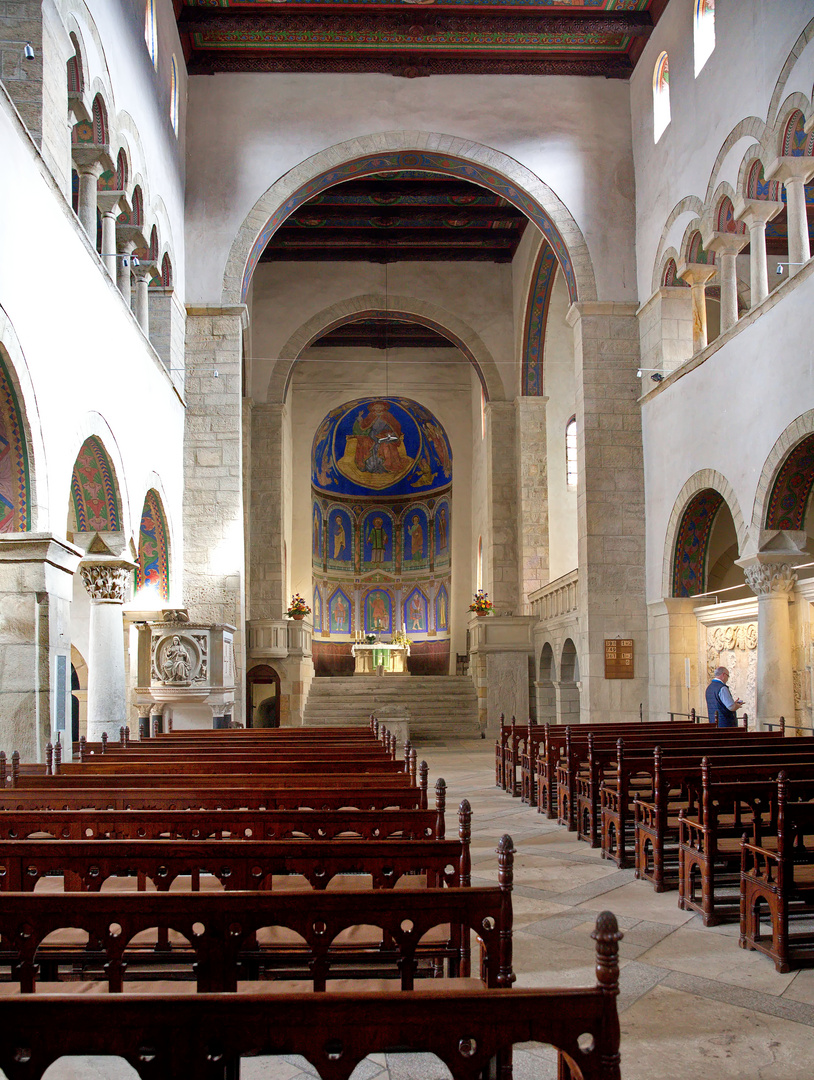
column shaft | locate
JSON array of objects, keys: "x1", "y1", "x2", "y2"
[
  {"x1": 134, "y1": 271, "x2": 150, "y2": 335},
  {"x1": 77, "y1": 167, "x2": 98, "y2": 239},
  {"x1": 748, "y1": 219, "x2": 769, "y2": 306},
  {"x1": 117, "y1": 242, "x2": 134, "y2": 303},
  {"x1": 101, "y1": 212, "x2": 117, "y2": 280},
  {"x1": 718, "y1": 251, "x2": 739, "y2": 333},
  {"x1": 690, "y1": 282, "x2": 708, "y2": 353},
  {"x1": 785, "y1": 178, "x2": 811, "y2": 272},
  {"x1": 755, "y1": 592, "x2": 795, "y2": 728},
  {"x1": 86, "y1": 600, "x2": 128, "y2": 740}
]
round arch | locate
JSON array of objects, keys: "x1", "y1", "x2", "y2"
[
  {"x1": 62, "y1": 413, "x2": 132, "y2": 542},
  {"x1": 272, "y1": 295, "x2": 505, "y2": 404},
  {"x1": 662, "y1": 470, "x2": 748, "y2": 599},
  {"x1": 222, "y1": 134, "x2": 598, "y2": 307},
  {"x1": 753, "y1": 410, "x2": 814, "y2": 531}
]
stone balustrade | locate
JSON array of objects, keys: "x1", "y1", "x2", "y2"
[{"x1": 529, "y1": 569, "x2": 579, "y2": 624}]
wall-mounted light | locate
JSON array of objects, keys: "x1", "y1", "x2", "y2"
[
  {"x1": 23, "y1": 43, "x2": 34, "y2": 60},
  {"x1": 636, "y1": 368, "x2": 665, "y2": 382},
  {"x1": 776, "y1": 262, "x2": 807, "y2": 276}
]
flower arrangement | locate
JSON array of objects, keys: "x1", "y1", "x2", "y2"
[
  {"x1": 286, "y1": 593, "x2": 311, "y2": 618},
  {"x1": 392, "y1": 629, "x2": 412, "y2": 647},
  {"x1": 469, "y1": 590, "x2": 493, "y2": 615}
]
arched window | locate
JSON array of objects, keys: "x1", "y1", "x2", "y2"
[
  {"x1": 144, "y1": 0, "x2": 158, "y2": 68},
  {"x1": 653, "y1": 52, "x2": 671, "y2": 143},
  {"x1": 694, "y1": 0, "x2": 715, "y2": 77},
  {"x1": 565, "y1": 416, "x2": 577, "y2": 488},
  {"x1": 170, "y1": 55, "x2": 179, "y2": 134}
]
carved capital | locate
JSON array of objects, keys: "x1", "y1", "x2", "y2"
[
  {"x1": 80, "y1": 562, "x2": 131, "y2": 603},
  {"x1": 743, "y1": 561, "x2": 798, "y2": 597}
]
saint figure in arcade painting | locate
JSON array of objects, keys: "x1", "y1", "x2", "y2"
[
  {"x1": 330, "y1": 593, "x2": 350, "y2": 634},
  {"x1": 365, "y1": 516, "x2": 389, "y2": 565},
  {"x1": 331, "y1": 513, "x2": 348, "y2": 560},
  {"x1": 366, "y1": 590, "x2": 390, "y2": 633},
  {"x1": 407, "y1": 591, "x2": 426, "y2": 633},
  {"x1": 407, "y1": 514, "x2": 424, "y2": 561}
]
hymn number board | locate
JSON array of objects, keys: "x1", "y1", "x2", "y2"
[{"x1": 604, "y1": 639, "x2": 634, "y2": 679}]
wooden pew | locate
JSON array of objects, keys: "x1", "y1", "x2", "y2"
[
  {"x1": 0, "y1": 834, "x2": 514, "y2": 993},
  {"x1": 0, "y1": 910, "x2": 622, "y2": 1080},
  {"x1": 740, "y1": 773, "x2": 814, "y2": 972},
  {"x1": 633, "y1": 745, "x2": 814, "y2": 891},
  {"x1": 677, "y1": 763, "x2": 814, "y2": 926}
]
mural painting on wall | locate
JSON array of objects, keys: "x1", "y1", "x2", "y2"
[
  {"x1": 363, "y1": 511, "x2": 394, "y2": 569},
  {"x1": 71, "y1": 436, "x2": 121, "y2": 532},
  {"x1": 435, "y1": 584, "x2": 449, "y2": 632},
  {"x1": 404, "y1": 588, "x2": 428, "y2": 634},
  {"x1": 313, "y1": 586, "x2": 323, "y2": 634},
  {"x1": 365, "y1": 589, "x2": 392, "y2": 635},
  {"x1": 312, "y1": 397, "x2": 452, "y2": 647},
  {"x1": 402, "y1": 506, "x2": 429, "y2": 567},
  {"x1": 0, "y1": 354, "x2": 30, "y2": 532},
  {"x1": 329, "y1": 589, "x2": 352, "y2": 635},
  {"x1": 312, "y1": 503, "x2": 323, "y2": 561},
  {"x1": 311, "y1": 396, "x2": 452, "y2": 499},
  {"x1": 136, "y1": 490, "x2": 170, "y2": 602},
  {"x1": 672, "y1": 489, "x2": 724, "y2": 597},
  {"x1": 327, "y1": 507, "x2": 353, "y2": 569},
  {"x1": 435, "y1": 500, "x2": 450, "y2": 565},
  {"x1": 765, "y1": 433, "x2": 814, "y2": 530}
]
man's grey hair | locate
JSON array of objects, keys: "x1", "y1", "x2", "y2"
[{"x1": 713, "y1": 666, "x2": 728, "y2": 678}]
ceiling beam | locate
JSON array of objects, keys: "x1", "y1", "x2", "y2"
[
  {"x1": 272, "y1": 227, "x2": 518, "y2": 245},
  {"x1": 289, "y1": 205, "x2": 526, "y2": 224},
  {"x1": 258, "y1": 248, "x2": 515, "y2": 262}
]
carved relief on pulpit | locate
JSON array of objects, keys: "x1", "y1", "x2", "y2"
[{"x1": 152, "y1": 632, "x2": 205, "y2": 687}]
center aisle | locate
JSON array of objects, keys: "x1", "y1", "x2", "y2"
[{"x1": 418, "y1": 740, "x2": 814, "y2": 1080}]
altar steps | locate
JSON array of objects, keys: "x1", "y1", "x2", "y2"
[{"x1": 302, "y1": 676, "x2": 480, "y2": 743}]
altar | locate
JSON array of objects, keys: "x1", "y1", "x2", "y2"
[{"x1": 351, "y1": 642, "x2": 410, "y2": 675}]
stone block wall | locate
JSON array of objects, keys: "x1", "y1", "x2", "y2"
[
  {"x1": 485, "y1": 401, "x2": 519, "y2": 611},
  {"x1": 638, "y1": 287, "x2": 694, "y2": 378},
  {"x1": 515, "y1": 396, "x2": 549, "y2": 606},
  {"x1": 183, "y1": 306, "x2": 247, "y2": 718}
]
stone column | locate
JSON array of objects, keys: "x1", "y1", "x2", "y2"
[
  {"x1": 96, "y1": 192, "x2": 126, "y2": 281},
  {"x1": 738, "y1": 550, "x2": 804, "y2": 730},
  {"x1": 116, "y1": 239, "x2": 136, "y2": 303},
  {"x1": 733, "y1": 197, "x2": 783, "y2": 308},
  {"x1": 484, "y1": 401, "x2": 519, "y2": 611},
  {"x1": 74, "y1": 158, "x2": 104, "y2": 240},
  {"x1": 703, "y1": 233, "x2": 749, "y2": 334},
  {"x1": 132, "y1": 263, "x2": 156, "y2": 336},
  {"x1": 0, "y1": 535, "x2": 81, "y2": 761},
  {"x1": 184, "y1": 305, "x2": 247, "y2": 722},
  {"x1": 766, "y1": 157, "x2": 814, "y2": 274},
  {"x1": 80, "y1": 559, "x2": 136, "y2": 742},
  {"x1": 678, "y1": 263, "x2": 717, "y2": 353},
  {"x1": 514, "y1": 397, "x2": 548, "y2": 605},
  {"x1": 566, "y1": 302, "x2": 648, "y2": 723}
]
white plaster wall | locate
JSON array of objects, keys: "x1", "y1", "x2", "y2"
[
  {"x1": 543, "y1": 272, "x2": 577, "y2": 581},
  {"x1": 282, "y1": 351, "x2": 474, "y2": 663},
  {"x1": 249, "y1": 261, "x2": 514, "y2": 403},
  {"x1": 641, "y1": 270, "x2": 814, "y2": 604},
  {"x1": 65, "y1": 0, "x2": 186, "y2": 291},
  {"x1": 630, "y1": 0, "x2": 814, "y2": 299},
  {"x1": 0, "y1": 88, "x2": 185, "y2": 589},
  {"x1": 184, "y1": 73, "x2": 636, "y2": 305}
]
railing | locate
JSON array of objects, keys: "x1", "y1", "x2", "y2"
[
  {"x1": 528, "y1": 569, "x2": 578, "y2": 622},
  {"x1": 247, "y1": 618, "x2": 312, "y2": 658}
]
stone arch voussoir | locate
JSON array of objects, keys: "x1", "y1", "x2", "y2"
[
  {"x1": 270, "y1": 294, "x2": 506, "y2": 404},
  {"x1": 222, "y1": 133, "x2": 597, "y2": 308},
  {"x1": 662, "y1": 470, "x2": 748, "y2": 599},
  {"x1": 651, "y1": 196, "x2": 705, "y2": 294}
]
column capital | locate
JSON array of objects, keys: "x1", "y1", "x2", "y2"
[
  {"x1": 737, "y1": 557, "x2": 799, "y2": 597},
  {"x1": 97, "y1": 190, "x2": 127, "y2": 216},
  {"x1": 131, "y1": 261, "x2": 157, "y2": 283},
  {"x1": 565, "y1": 300, "x2": 639, "y2": 327},
  {"x1": 732, "y1": 196, "x2": 784, "y2": 227},
  {"x1": 677, "y1": 262, "x2": 717, "y2": 287},
  {"x1": 765, "y1": 156, "x2": 814, "y2": 186},
  {"x1": 701, "y1": 230, "x2": 749, "y2": 257},
  {"x1": 80, "y1": 559, "x2": 137, "y2": 603},
  {"x1": 71, "y1": 145, "x2": 111, "y2": 174},
  {"x1": 116, "y1": 224, "x2": 148, "y2": 250}
]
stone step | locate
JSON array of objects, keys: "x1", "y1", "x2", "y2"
[{"x1": 302, "y1": 674, "x2": 480, "y2": 741}]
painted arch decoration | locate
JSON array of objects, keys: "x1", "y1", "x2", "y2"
[
  {"x1": 671, "y1": 488, "x2": 724, "y2": 597},
  {"x1": 242, "y1": 151, "x2": 578, "y2": 305},
  {"x1": 70, "y1": 436, "x2": 121, "y2": 532},
  {"x1": 0, "y1": 352, "x2": 31, "y2": 532},
  {"x1": 522, "y1": 241, "x2": 559, "y2": 396},
  {"x1": 137, "y1": 490, "x2": 170, "y2": 601},
  {"x1": 765, "y1": 433, "x2": 814, "y2": 530}
]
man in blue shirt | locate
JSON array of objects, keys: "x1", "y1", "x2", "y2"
[{"x1": 705, "y1": 666, "x2": 744, "y2": 728}]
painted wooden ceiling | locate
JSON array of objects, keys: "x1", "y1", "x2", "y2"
[
  {"x1": 175, "y1": 0, "x2": 667, "y2": 78},
  {"x1": 259, "y1": 171, "x2": 529, "y2": 264}
]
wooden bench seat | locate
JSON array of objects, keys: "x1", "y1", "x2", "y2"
[
  {"x1": 0, "y1": 838, "x2": 513, "y2": 993},
  {"x1": 741, "y1": 774, "x2": 814, "y2": 971},
  {"x1": 0, "y1": 909, "x2": 622, "y2": 1080}
]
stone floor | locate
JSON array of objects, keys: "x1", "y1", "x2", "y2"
[{"x1": 23, "y1": 740, "x2": 814, "y2": 1079}]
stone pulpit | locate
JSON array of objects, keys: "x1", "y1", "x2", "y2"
[{"x1": 133, "y1": 611, "x2": 236, "y2": 732}]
